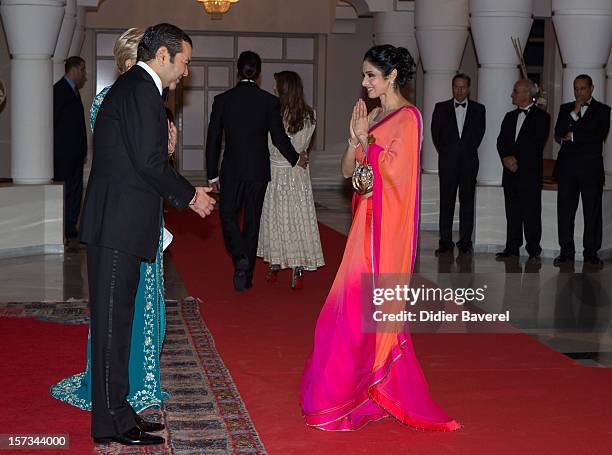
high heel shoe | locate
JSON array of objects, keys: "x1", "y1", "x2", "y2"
[
  {"x1": 266, "y1": 265, "x2": 280, "y2": 284},
  {"x1": 291, "y1": 267, "x2": 304, "y2": 290}
]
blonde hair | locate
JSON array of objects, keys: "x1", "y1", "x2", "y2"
[{"x1": 113, "y1": 28, "x2": 144, "y2": 73}]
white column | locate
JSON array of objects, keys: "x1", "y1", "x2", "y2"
[
  {"x1": 552, "y1": 0, "x2": 612, "y2": 103},
  {"x1": 415, "y1": 0, "x2": 469, "y2": 173},
  {"x1": 373, "y1": 10, "x2": 419, "y2": 103},
  {"x1": 605, "y1": 50, "x2": 612, "y2": 175},
  {"x1": 373, "y1": 11, "x2": 419, "y2": 63},
  {"x1": 0, "y1": 0, "x2": 66, "y2": 185},
  {"x1": 470, "y1": 0, "x2": 533, "y2": 185},
  {"x1": 68, "y1": 5, "x2": 86, "y2": 57},
  {"x1": 52, "y1": 0, "x2": 76, "y2": 83}
]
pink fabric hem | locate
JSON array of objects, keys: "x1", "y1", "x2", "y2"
[{"x1": 302, "y1": 333, "x2": 460, "y2": 432}]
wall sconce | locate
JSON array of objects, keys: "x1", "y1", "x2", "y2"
[{"x1": 196, "y1": 0, "x2": 240, "y2": 20}]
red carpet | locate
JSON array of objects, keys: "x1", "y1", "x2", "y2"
[
  {"x1": 166, "y1": 208, "x2": 612, "y2": 454},
  {"x1": 0, "y1": 317, "x2": 92, "y2": 454}
]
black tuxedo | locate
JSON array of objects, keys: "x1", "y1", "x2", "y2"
[
  {"x1": 53, "y1": 77, "x2": 87, "y2": 238},
  {"x1": 497, "y1": 105, "x2": 551, "y2": 256},
  {"x1": 80, "y1": 64, "x2": 194, "y2": 438},
  {"x1": 431, "y1": 99, "x2": 486, "y2": 249},
  {"x1": 553, "y1": 99, "x2": 611, "y2": 257},
  {"x1": 206, "y1": 81, "x2": 299, "y2": 282}
]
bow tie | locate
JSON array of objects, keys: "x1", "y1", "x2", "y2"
[
  {"x1": 455, "y1": 102, "x2": 466, "y2": 108},
  {"x1": 518, "y1": 107, "x2": 530, "y2": 115},
  {"x1": 582, "y1": 101, "x2": 590, "y2": 107}
]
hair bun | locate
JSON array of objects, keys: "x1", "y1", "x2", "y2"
[
  {"x1": 363, "y1": 44, "x2": 415, "y2": 88},
  {"x1": 393, "y1": 47, "x2": 416, "y2": 86}
]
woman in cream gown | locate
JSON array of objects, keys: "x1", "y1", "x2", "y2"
[{"x1": 257, "y1": 71, "x2": 324, "y2": 289}]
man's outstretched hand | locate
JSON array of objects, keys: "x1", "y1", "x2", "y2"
[{"x1": 189, "y1": 186, "x2": 216, "y2": 218}]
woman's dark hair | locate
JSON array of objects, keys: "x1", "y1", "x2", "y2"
[
  {"x1": 274, "y1": 71, "x2": 315, "y2": 135},
  {"x1": 237, "y1": 51, "x2": 262, "y2": 80},
  {"x1": 363, "y1": 44, "x2": 415, "y2": 88},
  {"x1": 137, "y1": 23, "x2": 192, "y2": 62}
]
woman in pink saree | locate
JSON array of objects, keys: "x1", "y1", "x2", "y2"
[{"x1": 300, "y1": 45, "x2": 460, "y2": 432}]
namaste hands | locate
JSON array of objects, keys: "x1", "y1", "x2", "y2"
[{"x1": 350, "y1": 99, "x2": 369, "y2": 146}]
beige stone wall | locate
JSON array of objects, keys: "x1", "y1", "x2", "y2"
[
  {"x1": 0, "y1": 20, "x2": 10, "y2": 179},
  {"x1": 0, "y1": 4, "x2": 434, "y2": 183},
  {"x1": 324, "y1": 17, "x2": 374, "y2": 163},
  {"x1": 86, "y1": 0, "x2": 334, "y2": 34}
]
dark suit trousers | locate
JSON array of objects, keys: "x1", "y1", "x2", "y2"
[
  {"x1": 503, "y1": 180, "x2": 542, "y2": 256},
  {"x1": 219, "y1": 180, "x2": 268, "y2": 276},
  {"x1": 438, "y1": 159, "x2": 478, "y2": 248},
  {"x1": 87, "y1": 244, "x2": 140, "y2": 438},
  {"x1": 55, "y1": 158, "x2": 84, "y2": 238},
  {"x1": 557, "y1": 174, "x2": 603, "y2": 257}
]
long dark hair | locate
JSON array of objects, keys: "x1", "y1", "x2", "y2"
[{"x1": 274, "y1": 71, "x2": 315, "y2": 135}]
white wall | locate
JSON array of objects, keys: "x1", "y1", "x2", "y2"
[
  {"x1": 325, "y1": 17, "x2": 374, "y2": 166},
  {"x1": 0, "y1": 20, "x2": 11, "y2": 179}
]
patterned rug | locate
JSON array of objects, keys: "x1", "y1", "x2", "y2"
[{"x1": 0, "y1": 298, "x2": 266, "y2": 455}]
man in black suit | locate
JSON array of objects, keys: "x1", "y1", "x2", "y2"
[
  {"x1": 53, "y1": 56, "x2": 87, "y2": 240},
  {"x1": 553, "y1": 74, "x2": 611, "y2": 267},
  {"x1": 79, "y1": 24, "x2": 215, "y2": 446},
  {"x1": 206, "y1": 51, "x2": 307, "y2": 291},
  {"x1": 496, "y1": 79, "x2": 551, "y2": 263},
  {"x1": 431, "y1": 73, "x2": 486, "y2": 255}
]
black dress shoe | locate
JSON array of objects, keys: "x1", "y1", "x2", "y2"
[
  {"x1": 93, "y1": 427, "x2": 164, "y2": 446},
  {"x1": 495, "y1": 250, "x2": 519, "y2": 260},
  {"x1": 584, "y1": 255, "x2": 603, "y2": 267},
  {"x1": 233, "y1": 270, "x2": 247, "y2": 291},
  {"x1": 527, "y1": 254, "x2": 541, "y2": 265},
  {"x1": 553, "y1": 254, "x2": 574, "y2": 266},
  {"x1": 457, "y1": 245, "x2": 473, "y2": 254},
  {"x1": 435, "y1": 245, "x2": 453, "y2": 256},
  {"x1": 134, "y1": 413, "x2": 165, "y2": 433}
]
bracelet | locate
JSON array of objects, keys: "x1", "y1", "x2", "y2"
[
  {"x1": 348, "y1": 138, "x2": 359, "y2": 149},
  {"x1": 189, "y1": 190, "x2": 197, "y2": 206}
]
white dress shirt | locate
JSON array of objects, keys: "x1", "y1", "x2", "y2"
[
  {"x1": 453, "y1": 98, "x2": 468, "y2": 138},
  {"x1": 136, "y1": 61, "x2": 163, "y2": 95},
  {"x1": 515, "y1": 102, "x2": 535, "y2": 140}
]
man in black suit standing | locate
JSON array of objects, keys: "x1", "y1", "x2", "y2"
[
  {"x1": 496, "y1": 79, "x2": 550, "y2": 263},
  {"x1": 431, "y1": 74, "x2": 486, "y2": 255},
  {"x1": 53, "y1": 56, "x2": 87, "y2": 240},
  {"x1": 553, "y1": 74, "x2": 611, "y2": 267},
  {"x1": 80, "y1": 24, "x2": 215, "y2": 446},
  {"x1": 206, "y1": 51, "x2": 308, "y2": 291}
]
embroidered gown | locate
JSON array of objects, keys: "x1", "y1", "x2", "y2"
[
  {"x1": 257, "y1": 115, "x2": 324, "y2": 271},
  {"x1": 50, "y1": 86, "x2": 168, "y2": 412},
  {"x1": 300, "y1": 105, "x2": 460, "y2": 431}
]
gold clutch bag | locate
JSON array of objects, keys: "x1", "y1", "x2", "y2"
[
  {"x1": 352, "y1": 161, "x2": 373, "y2": 195},
  {"x1": 352, "y1": 134, "x2": 375, "y2": 195}
]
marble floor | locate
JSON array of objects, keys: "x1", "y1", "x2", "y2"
[{"x1": 1, "y1": 188, "x2": 611, "y2": 367}]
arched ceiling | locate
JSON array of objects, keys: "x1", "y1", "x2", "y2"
[{"x1": 340, "y1": 0, "x2": 371, "y2": 17}]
